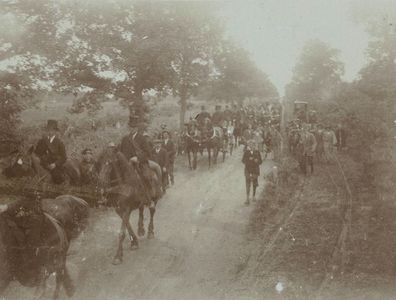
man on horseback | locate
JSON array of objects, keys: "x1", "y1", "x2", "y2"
[
  {"x1": 118, "y1": 116, "x2": 155, "y2": 208},
  {"x1": 211, "y1": 105, "x2": 224, "y2": 127},
  {"x1": 34, "y1": 120, "x2": 67, "y2": 184},
  {"x1": 196, "y1": 105, "x2": 211, "y2": 128}
]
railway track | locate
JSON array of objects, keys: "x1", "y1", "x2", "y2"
[{"x1": 316, "y1": 152, "x2": 354, "y2": 298}]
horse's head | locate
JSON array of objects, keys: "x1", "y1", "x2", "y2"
[{"x1": 1, "y1": 147, "x2": 37, "y2": 178}]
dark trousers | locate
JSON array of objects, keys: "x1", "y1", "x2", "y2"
[
  {"x1": 50, "y1": 166, "x2": 64, "y2": 184},
  {"x1": 300, "y1": 153, "x2": 314, "y2": 174}
]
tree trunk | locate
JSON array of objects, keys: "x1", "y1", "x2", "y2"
[
  {"x1": 179, "y1": 93, "x2": 187, "y2": 132},
  {"x1": 130, "y1": 86, "x2": 144, "y2": 122}
]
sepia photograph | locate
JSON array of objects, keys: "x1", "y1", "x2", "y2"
[{"x1": 0, "y1": 0, "x2": 395, "y2": 299}]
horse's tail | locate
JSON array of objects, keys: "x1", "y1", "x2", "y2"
[{"x1": 42, "y1": 195, "x2": 89, "y2": 242}]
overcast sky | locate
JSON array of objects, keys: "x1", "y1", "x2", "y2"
[{"x1": 222, "y1": 0, "x2": 371, "y2": 96}]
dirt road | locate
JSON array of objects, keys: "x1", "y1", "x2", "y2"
[{"x1": 3, "y1": 146, "x2": 272, "y2": 300}]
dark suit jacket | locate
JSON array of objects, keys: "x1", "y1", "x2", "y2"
[
  {"x1": 242, "y1": 150, "x2": 263, "y2": 175},
  {"x1": 151, "y1": 148, "x2": 169, "y2": 170},
  {"x1": 162, "y1": 138, "x2": 176, "y2": 163},
  {"x1": 35, "y1": 136, "x2": 66, "y2": 167},
  {"x1": 120, "y1": 132, "x2": 151, "y2": 163}
]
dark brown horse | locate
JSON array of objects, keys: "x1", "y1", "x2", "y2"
[
  {"x1": 200, "y1": 119, "x2": 224, "y2": 170},
  {"x1": 97, "y1": 146, "x2": 162, "y2": 265},
  {"x1": 183, "y1": 121, "x2": 201, "y2": 170},
  {"x1": 1, "y1": 146, "x2": 80, "y2": 186},
  {"x1": 0, "y1": 195, "x2": 89, "y2": 299}
]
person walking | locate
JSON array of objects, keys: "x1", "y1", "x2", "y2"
[
  {"x1": 242, "y1": 139, "x2": 263, "y2": 205},
  {"x1": 323, "y1": 125, "x2": 336, "y2": 164},
  {"x1": 300, "y1": 124, "x2": 317, "y2": 175},
  {"x1": 161, "y1": 130, "x2": 176, "y2": 187}
]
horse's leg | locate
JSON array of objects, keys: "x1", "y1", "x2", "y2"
[
  {"x1": 34, "y1": 268, "x2": 47, "y2": 299},
  {"x1": 147, "y1": 206, "x2": 156, "y2": 239},
  {"x1": 53, "y1": 269, "x2": 63, "y2": 300},
  {"x1": 193, "y1": 147, "x2": 197, "y2": 170},
  {"x1": 187, "y1": 148, "x2": 192, "y2": 170},
  {"x1": 138, "y1": 206, "x2": 145, "y2": 237},
  {"x1": 126, "y1": 221, "x2": 139, "y2": 250},
  {"x1": 208, "y1": 146, "x2": 212, "y2": 170},
  {"x1": 113, "y1": 214, "x2": 128, "y2": 265},
  {"x1": 62, "y1": 266, "x2": 75, "y2": 297},
  {"x1": 230, "y1": 142, "x2": 234, "y2": 156}
]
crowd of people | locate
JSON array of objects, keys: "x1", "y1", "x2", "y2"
[{"x1": 287, "y1": 120, "x2": 347, "y2": 175}]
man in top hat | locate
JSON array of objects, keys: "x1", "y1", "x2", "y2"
[
  {"x1": 161, "y1": 130, "x2": 176, "y2": 187},
  {"x1": 211, "y1": 105, "x2": 224, "y2": 127},
  {"x1": 195, "y1": 105, "x2": 211, "y2": 128},
  {"x1": 119, "y1": 116, "x2": 155, "y2": 208},
  {"x1": 151, "y1": 139, "x2": 169, "y2": 193},
  {"x1": 34, "y1": 119, "x2": 67, "y2": 184},
  {"x1": 79, "y1": 148, "x2": 98, "y2": 186}
]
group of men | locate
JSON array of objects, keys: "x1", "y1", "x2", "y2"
[{"x1": 289, "y1": 122, "x2": 347, "y2": 175}]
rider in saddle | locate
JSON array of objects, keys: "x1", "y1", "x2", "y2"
[
  {"x1": 211, "y1": 105, "x2": 224, "y2": 127},
  {"x1": 0, "y1": 192, "x2": 47, "y2": 267},
  {"x1": 117, "y1": 116, "x2": 155, "y2": 208},
  {"x1": 35, "y1": 120, "x2": 67, "y2": 184}
]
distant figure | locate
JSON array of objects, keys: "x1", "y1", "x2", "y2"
[
  {"x1": 335, "y1": 123, "x2": 347, "y2": 152},
  {"x1": 34, "y1": 120, "x2": 66, "y2": 184},
  {"x1": 162, "y1": 131, "x2": 176, "y2": 187},
  {"x1": 196, "y1": 105, "x2": 211, "y2": 127},
  {"x1": 64, "y1": 123, "x2": 75, "y2": 138},
  {"x1": 300, "y1": 124, "x2": 317, "y2": 175},
  {"x1": 79, "y1": 148, "x2": 98, "y2": 186},
  {"x1": 91, "y1": 121, "x2": 97, "y2": 131},
  {"x1": 115, "y1": 121, "x2": 121, "y2": 129},
  {"x1": 211, "y1": 105, "x2": 224, "y2": 127},
  {"x1": 151, "y1": 139, "x2": 169, "y2": 193},
  {"x1": 323, "y1": 125, "x2": 336, "y2": 164},
  {"x1": 242, "y1": 139, "x2": 263, "y2": 205},
  {"x1": 314, "y1": 124, "x2": 324, "y2": 160}
]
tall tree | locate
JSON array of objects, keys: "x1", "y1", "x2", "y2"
[{"x1": 285, "y1": 39, "x2": 344, "y2": 109}]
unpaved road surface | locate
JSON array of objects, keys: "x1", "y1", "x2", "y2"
[{"x1": 3, "y1": 146, "x2": 272, "y2": 300}]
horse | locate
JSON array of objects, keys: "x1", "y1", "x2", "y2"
[
  {"x1": 183, "y1": 121, "x2": 201, "y2": 170},
  {"x1": 200, "y1": 119, "x2": 224, "y2": 170},
  {"x1": 97, "y1": 146, "x2": 162, "y2": 265},
  {"x1": 0, "y1": 195, "x2": 89, "y2": 299},
  {"x1": 2, "y1": 146, "x2": 81, "y2": 186}
]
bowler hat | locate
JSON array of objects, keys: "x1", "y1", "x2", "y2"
[
  {"x1": 47, "y1": 120, "x2": 58, "y2": 130},
  {"x1": 81, "y1": 148, "x2": 93, "y2": 155},
  {"x1": 128, "y1": 116, "x2": 140, "y2": 127}
]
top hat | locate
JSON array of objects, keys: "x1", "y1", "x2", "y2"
[
  {"x1": 81, "y1": 148, "x2": 93, "y2": 155},
  {"x1": 128, "y1": 116, "x2": 140, "y2": 127},
  {"x1": 47, "y1": 120, "x2": 58, "y2": 130}
]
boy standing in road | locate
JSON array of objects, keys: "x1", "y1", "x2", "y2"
[{"x1": 242, "y1": 139, "x2": 263, "y2": 206}]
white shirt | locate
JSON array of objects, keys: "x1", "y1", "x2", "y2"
[
  {"x1": 48, "y1": 135, "x2": 56, "y2": 143},
  {"x1": 164, "y1": 138, "x2": 169, "y2": 145},
  {"x1": 156, "y1": 148, "x2": 161, "y2": 153}
]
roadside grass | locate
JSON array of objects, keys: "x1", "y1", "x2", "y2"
[{"x1": 246, "y1": 149, "x2": 396, "y2": 294}]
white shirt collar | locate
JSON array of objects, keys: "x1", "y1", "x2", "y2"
[
  {"x1": 156, "y1": 148, "x2": 160, "y2": 153},
  {"x1": 133, "y1": 132, "x2": 137, "y2": 139},
  {"x1": 164, "y1": 138, "x2": 169, "y2": 144},
  {"x1": 49, "y1": 135, "x2": 56, "y2": 143}
]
